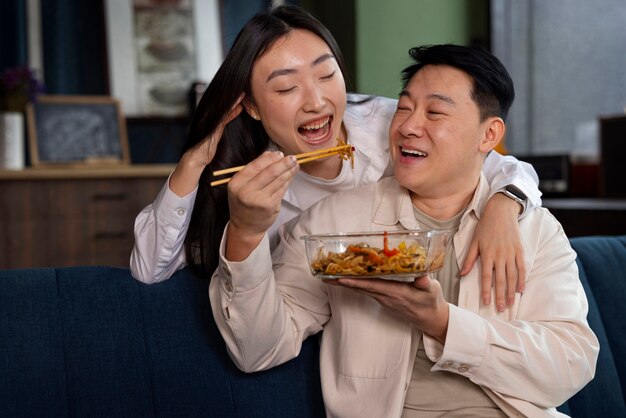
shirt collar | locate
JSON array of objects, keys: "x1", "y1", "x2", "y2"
[
  {"x1": 343, "y1": 97, "x2": 390, "y2": 161},
  {"x1": 372, "y1": 177, "x2": 419, "y2": 229},
  {"x1": 372, "y1": 174, "x2": 491, "y2": 229},
  {"x1": 463, "y1": 173, "x2": 491, "y2": 223}
]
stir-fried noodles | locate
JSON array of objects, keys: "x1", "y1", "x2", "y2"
[
  {"x1": 311, "y1": 239, "x2": 440, "y2": 277},
  {"x1": 335, "y1": 138, "x2": 355, "y2": 169}
]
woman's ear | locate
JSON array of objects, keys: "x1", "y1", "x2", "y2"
[
  {"x1": 479, "y1": 117, "x2": 505, "y2": 153},
  {"x1": 243, "y1": 98, "x2": 260, "y2": 121}
]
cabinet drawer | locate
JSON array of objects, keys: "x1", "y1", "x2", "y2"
[
  {"x1": 49, "y1": 178, "x2": 163, "y2": 218},
  {"x1": 48, "y1": 219, "x2": 135, "y2": 267},
  {"x1": 46, "y1": 179, "x2": 142, "y2": 218},
  {"x1": 0, "y1": 172, "x2": 168, "y2": 269}
]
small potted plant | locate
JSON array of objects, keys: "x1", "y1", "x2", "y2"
[{"x1": 0, "y1": 65, "x2": 46, "y2": 112}]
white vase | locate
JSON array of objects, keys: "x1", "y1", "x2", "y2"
[{"x1": 0, "y1": 111, "x2": 25, "y2": 170}]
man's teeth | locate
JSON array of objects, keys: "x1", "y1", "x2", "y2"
[
  {"x1": 301, "y1": 118, "x2": 329, "y2": 130},
  {"x1": 401, "y1": 148, "x2": 427, "y2": 157}
]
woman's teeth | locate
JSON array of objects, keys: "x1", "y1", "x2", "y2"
[
  {"x1": 299, "y1": 117, "x2": 331, "y2": 141},
  {"x1": 301, "y1": 117, "x2": 330, "y2": 131}
]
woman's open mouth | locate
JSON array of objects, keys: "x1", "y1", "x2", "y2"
[{"x1": 298, "y1": 116, "x2": 333, "y2": 145}]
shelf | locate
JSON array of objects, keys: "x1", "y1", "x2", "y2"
[
  {"x1": 543, "y1": 198, "x2": 626, "y2": 237},
  {"x1": 543, "y1": 198, "x2": 626, "y2": 211},
  {"x1": 0, "y1": 164, "x2": 175, "y2": 180}
]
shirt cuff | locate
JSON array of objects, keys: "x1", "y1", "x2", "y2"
[
  {"x1": 425, "y1": 304, "x2": 487, "y2": 375},
  {"x1": 153, "y1": 177, "x2": 197, "y2": 227},
  {"x1": 218, "y1": 222, "x2": 273, "y2": 294}
]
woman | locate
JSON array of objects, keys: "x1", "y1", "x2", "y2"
[{"x1": 131, "y1": 5, "x2": 540, "y2": 310}]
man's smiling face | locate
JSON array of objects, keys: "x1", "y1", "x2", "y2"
[{"x1": 390, "y1": 64, "x2": 492, "y2": 200}]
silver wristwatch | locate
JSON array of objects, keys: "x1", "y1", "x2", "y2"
[{"x1": 499, "y1": 184, "x2": 527, "y2": 214}]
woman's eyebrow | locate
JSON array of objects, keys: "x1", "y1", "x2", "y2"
[
  {"x1": 266, "y1": 53, "x2": 336, "y2": 83},
  {"x1": 266, "y1": 68, "x2": 296, "y2": 82},
  {"x1": 312, "y1": 53, "x2": 335, "y2": 66}
]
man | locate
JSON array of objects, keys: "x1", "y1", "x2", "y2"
[{"x1": 210, "y1": 44, "x2": 598, "y2": 417}]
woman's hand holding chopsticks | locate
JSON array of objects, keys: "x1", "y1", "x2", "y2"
[{"x1": 225, "y1": 151, "x2": 299, "y2": 262}]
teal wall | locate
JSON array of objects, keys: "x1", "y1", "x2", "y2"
[{"x1": 355, "y1": 0, "x2": 488, "y2": 98}]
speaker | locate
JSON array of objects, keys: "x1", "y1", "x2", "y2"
[
  {"x1": 515, "y1": 154, "x2": 571, "y2": 197},
  {"x1": 600, "y1": 115, "x2": 626, "y2": 197}
]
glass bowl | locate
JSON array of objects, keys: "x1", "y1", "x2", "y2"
[{"x1": 301, "y1": 230, "x2": 452, "y2": 281}]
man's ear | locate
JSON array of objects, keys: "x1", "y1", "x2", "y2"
[
  {"x1": 243, "y1": 97, "x2": 260, "y2": 121},
  {"x1": 479, "y1": 117, "x2": 505, "y2": 153}
]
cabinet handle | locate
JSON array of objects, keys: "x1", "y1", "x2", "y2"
[
  {"x1": 92, "y1": 193, "x2": 128, "y2": 201},
  {"x1": 93, "y1": 231, "x2": 129, "y2": 240}
]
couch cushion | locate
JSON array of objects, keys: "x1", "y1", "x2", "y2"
[
  {"x1": 0, "y1": 268, "x2": 68, "y2": 417},
  {"x1": 556, "y1": 235, "x2": 626, "y2": 417},
  {"x1": 570, "y1": 236, "x2": 626, "y2": 400},
  {"x1": 139, "y1": 268, "x2": 325, "y2": 418},
  {"x1": 559, "y1": 255, "x2": 626, "y2": 416},
  {"x1": 138, "y1": 268, "x2": 236, "y2": 417},
  {"x1": 1, "y1": 265, "x2": 325, "y2": 418},
  {"x1": 228, "y1": 334, "x2": 325, "y2": 418},
  {"x1": 56, "y1": 266, "x2": 154, "y2": 417}
]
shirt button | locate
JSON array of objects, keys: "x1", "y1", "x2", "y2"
[
  {"x1": 458, "y1": 365, "x2": 470, "y2": 373},
  {"x1": 177, "y1": 209, "x2": 185, "y2": 216},
  {"x1": 225, "y1": 281, "x2": 233, "y2": 292},
  {"x1": 442, "y1": 361, "x2": 453, "y2": 369}
]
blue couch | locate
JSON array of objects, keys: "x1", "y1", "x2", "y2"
[{"x1": 1, "y1": 236, "x2": 625, "y2": 417}]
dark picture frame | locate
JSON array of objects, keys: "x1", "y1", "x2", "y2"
[{"x1": 26, "y1": 95, "x2": 130, "y2": 167}]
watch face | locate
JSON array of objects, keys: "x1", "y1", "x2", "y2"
[{"x1": 506, "y1": 185, "x2": 527, "y2": 200}]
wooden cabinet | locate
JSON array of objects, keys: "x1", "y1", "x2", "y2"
[{"x1": 0, "y1": 165, "x2": 174, "y2": 269}]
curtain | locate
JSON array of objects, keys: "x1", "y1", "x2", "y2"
[
  {"x1": 40, "y1": 0, "x2": 107, "y2": 94},
  {"x1": 0, "y1": 0, "x2": 27, "y2": 72}
]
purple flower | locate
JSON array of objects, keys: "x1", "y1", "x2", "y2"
[{"x1": 0, "y1": 65, "x2": 46, "y2": 108}]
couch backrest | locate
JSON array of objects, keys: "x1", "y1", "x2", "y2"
[
  {"x1": 557, "y1": 236, "x2": 626, "y2": 417},
  {"x1": 0, "y1": 267, "x2": 324, "y2": 418}
]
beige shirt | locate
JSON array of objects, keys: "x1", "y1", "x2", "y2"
[
  {"x1": 402, "y1": 208, "x2": 505, "y2": 417},
  {"x1": 210, "y1": 175, "x2": 598, "y2": 418}
]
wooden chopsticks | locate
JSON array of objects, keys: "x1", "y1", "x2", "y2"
[{"x1": 210, "y1": 143, "x2": 354, "y2": 186}]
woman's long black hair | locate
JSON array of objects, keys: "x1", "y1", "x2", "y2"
[{"x1": 183, "y1": 5, "x2": 349, "y2": 278}]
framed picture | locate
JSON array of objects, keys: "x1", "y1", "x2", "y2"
[
  {"x1": 104, "y1": 0, "x2": 223, "y2": 117},
  {"x1": 26, "y1": 95, "x2": 130, "y2": 167}
]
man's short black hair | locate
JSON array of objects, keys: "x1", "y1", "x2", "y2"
[{"x1": 401, "y1": 44, "x2": 515, "y2": 121}]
